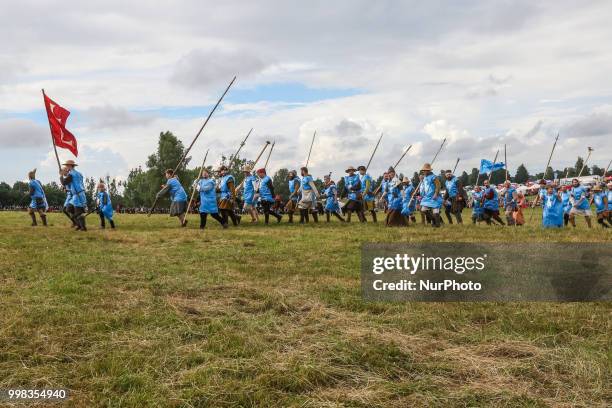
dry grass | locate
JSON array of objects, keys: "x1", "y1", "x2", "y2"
[{"x1": 0, "y1": 210, "x2": 610, "y2": 407}]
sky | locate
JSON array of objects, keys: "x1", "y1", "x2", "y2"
[{"x1": 1, "y1": 0, "x2": 611, "y2": 185}]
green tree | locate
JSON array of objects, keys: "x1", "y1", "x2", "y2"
[
  {"x1": 459, "y1": 171, "x2": 469, "y2": 186},
  {"x1": 591, "y1": 165, "x2": 604, "y2": 176},
  {"x1": 574, "y1": 156, "x2": 590, "y2": 176},
  {"x1": 468, "y1": 168, "x2": 479, "y2": 186},
  {"x1": 272, "y1": 168, "x2": 290, "y2": 199},
  {"x1": 514, "y1": 164, "x2": 529, "y2": 184}
]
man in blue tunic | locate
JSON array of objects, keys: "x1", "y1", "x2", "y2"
[
  {"x1": 285, "y1": 170, "x2": 301, "y2": 223},
  {"x1": 27, "y1": 168, "x2": 48, "y2": 226},
  {"x1": 568, "y1": 179, "x2": 592, "y2": 228},
  {"x1": 501, "y1": 180, "x2": 518, "y2": 226},
  {"x1": 216, "y1": 165, "x2": 240, "y2": 226},
  {"x1": 419, "y1": 163, "x2": 442, "y2": 228},
  {"x1": 96, "y1": 182, "x2": 115, "y2": 229},
  {"x1": 255, "y1": 168, "x2": 282, "y2": 224},
  {"x1": 470, "y1": 186, "x2": 484, "y2": 224},
  {"x1": 561, "y1": 185, "x2": 572, "y2": 226},
  {"x1": 443, "y1": 170, "x2": 465, "y2": 224},
  {"x1": 321, "y1": 174, "x2": 345, "y2": 222},
  {"x1": 607, "y1": 181, "x2": 612, "y2": 225},
  {"x1": 156, "y1": 169, "x2": 188, "y2": 227},
  {"x1": 358, "y1": 165, "x2": 376, "y2": 222},
  {"x1": 481, "y1": 180, "x2": 505, "y2": 225},
  {"x1": 542, "y1": 184, "x2": 564, "y2": 228},
  {"x1": 239, "y1": 165, "x2": 259, "y2": 223},
  {"x1": 590, "y1": 184, "x2": 609, "y2": 228},
  {"x1": 196, "y1": 168, "x2": 226, "y2": 229},
  {"x1": 401, "y1": 176, "x2": 417, "y2": 224},
  {"x1": 342, "y1": 166, "x2": 365, "y2": 222},
  {"x1": 60, "y1": 160, "x2": 88, "y2": 231},
  {"x1": 297, "y1": 167, "x2": 320, "y2": 223}
]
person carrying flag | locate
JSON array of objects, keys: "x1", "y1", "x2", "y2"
[
  {"x1": 60, "y1": 160, "x2": 88, "y2": 231},
  {"x1": 27, "y1": 169, "x2": 48, "y2": 227}
]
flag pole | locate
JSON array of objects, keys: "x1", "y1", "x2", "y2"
[
  {"x1": 504, "y1": 144, "x2": 508, "y2": 181},
  {"x1": 148, "y1": 76, "x2": 236, "y2": 216},
  {"x1": 486, "y1": 150, "x2": 500, "y2": 183},
  {"x1": 42, "y1": 89, "x2": 62, "y2": 171}
]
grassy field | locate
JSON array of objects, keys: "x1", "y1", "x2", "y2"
[{"x1": 0, "y1": 210, "x2": 610, "y2": 407}]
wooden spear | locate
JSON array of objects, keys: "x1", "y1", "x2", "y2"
[
  {"x1": 372, "y1": 144, "x2": 413, "y2": 195},
  {"x1": 504, "y1": 144, "x2": 508, "y2": 181},
  {"x1": 577, "y1": 147, "x2": 594, "y2": 178},
  {"x1": 452, "y1": 158, "x2": 460, "y2": 174},
  {"x1": 486, "y1": 150, "x2": 500, "y2": 182},
  {"x1": 148, "y1": 76, "x2": 236, "y2": 216},
  {"x1": 229, "y1": 128, "x2": 253, "y2": 163},
  {"x1": 234, "y1": 141, "x2": 272, "y2": 191},
  {"x1": 305, "y1": 131, "x2": 316, "y2": 168},
  {"x1": 264, "y1": 141, "x2": 276, "y2": 170},
  {"x1": 365, "y1": 133, "x2": 383, "y2": 172}
]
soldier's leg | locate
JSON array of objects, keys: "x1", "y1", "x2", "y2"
[
  {"x1": 99, "y1": 212, "x2": 106, "y2": 228},
  {"x1": 28, "y1": 208, "x2": 37, "y2": 226},
  {"x1": 200, "y1": 213, "x2": 207, "y2": 229}
]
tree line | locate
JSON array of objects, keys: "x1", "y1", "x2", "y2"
[{"x1": 0, "y1": 131, "x2": 607, "y2": 208}]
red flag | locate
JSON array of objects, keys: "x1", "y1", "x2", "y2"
[{"x1": 43, "y1": 92, "x2": 78, "y2": 156}]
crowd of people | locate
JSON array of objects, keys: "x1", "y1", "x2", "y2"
[{"x1": 19, "y1": 159, "x2": 612, "y2": 231}]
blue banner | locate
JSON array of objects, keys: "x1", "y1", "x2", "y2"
[{"x1": 479, "y1": 159, "x2": 505, "y2": 174}]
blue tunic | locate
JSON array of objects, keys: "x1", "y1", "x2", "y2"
[
  {"x1": 503, "y1": 187, "x2": 517, "y2": 208},
  {"x1": 219, "y1": 175, "x2": 235, "y2": 201},
  {"x1": 324, "y1": 184, "x2": 340, "y2": 212},
  {"x1": 483, "y1": 187, "x2": 499, "y2": 211},
  {"x1": 243, "y1": 174, "x2": 257, "y2": 205},
  {"x1": 401, "y1": 184, "x2": 416, "y2": 216},
  {"x1": 360, "y1": 173, "x2": 375, "y2": 202},
  {"x1": 29, "y1": 179, "x2": 47, "y2": 209},
  {"x1": 166, "y1": 177, "x2": 187, "y2": 202},
  {"x1": 561, "y1": 191, "x2": 571, "y2": 214},
  {"x1": 259, "y1": 175, "x2": 274, "y2": 202},
  {"x1": 472, "y1": 191, "x2": 484, "y2": 217},
  {"x1": 593, "y1": 192, "x2": 606, "y2": 213},
  {"x1": 343, "y1": 174, "x2": 360, "y2": 200},
  {"x1": 288, "y1": 178, "x2": 300, "y2": 201},
  {"x1": 97, "y1": 191, "x2": 114, "y2": 220},
  {"x1": 69, "y1": 169, "x2": 87, "y2": 208},
  {"x1": 198, "y1": 178, "x2": 218, "y2": 213},
  {"x1": 608, "y1": 190, "x2": 612, "y2": 211},
  {"x1": 445, "y1": 177, "x2": 458, "y2": 198},
  {"x1": 63, "y1": 190, "x2": 73, "y2": 207},
  {"x1": 542, "y1": 193, "x2": 563, "y2": 228},
  {"x1": 420, "y1": 174, "x2": 440, "y2": 208},
  {"x1": 386, "y1": 179, "x2": 403, "y2": 211},
  {"x1": 570, "y1": 186, "x2": 589, "y2": 210}
]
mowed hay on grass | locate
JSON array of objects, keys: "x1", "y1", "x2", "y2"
[{"x1": 0, "y1": 211, "x2": 610, "y2": 407}]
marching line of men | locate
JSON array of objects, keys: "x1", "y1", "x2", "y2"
[{"x1": 25, "y1": 160, "x2": 612, "y2": 231}]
